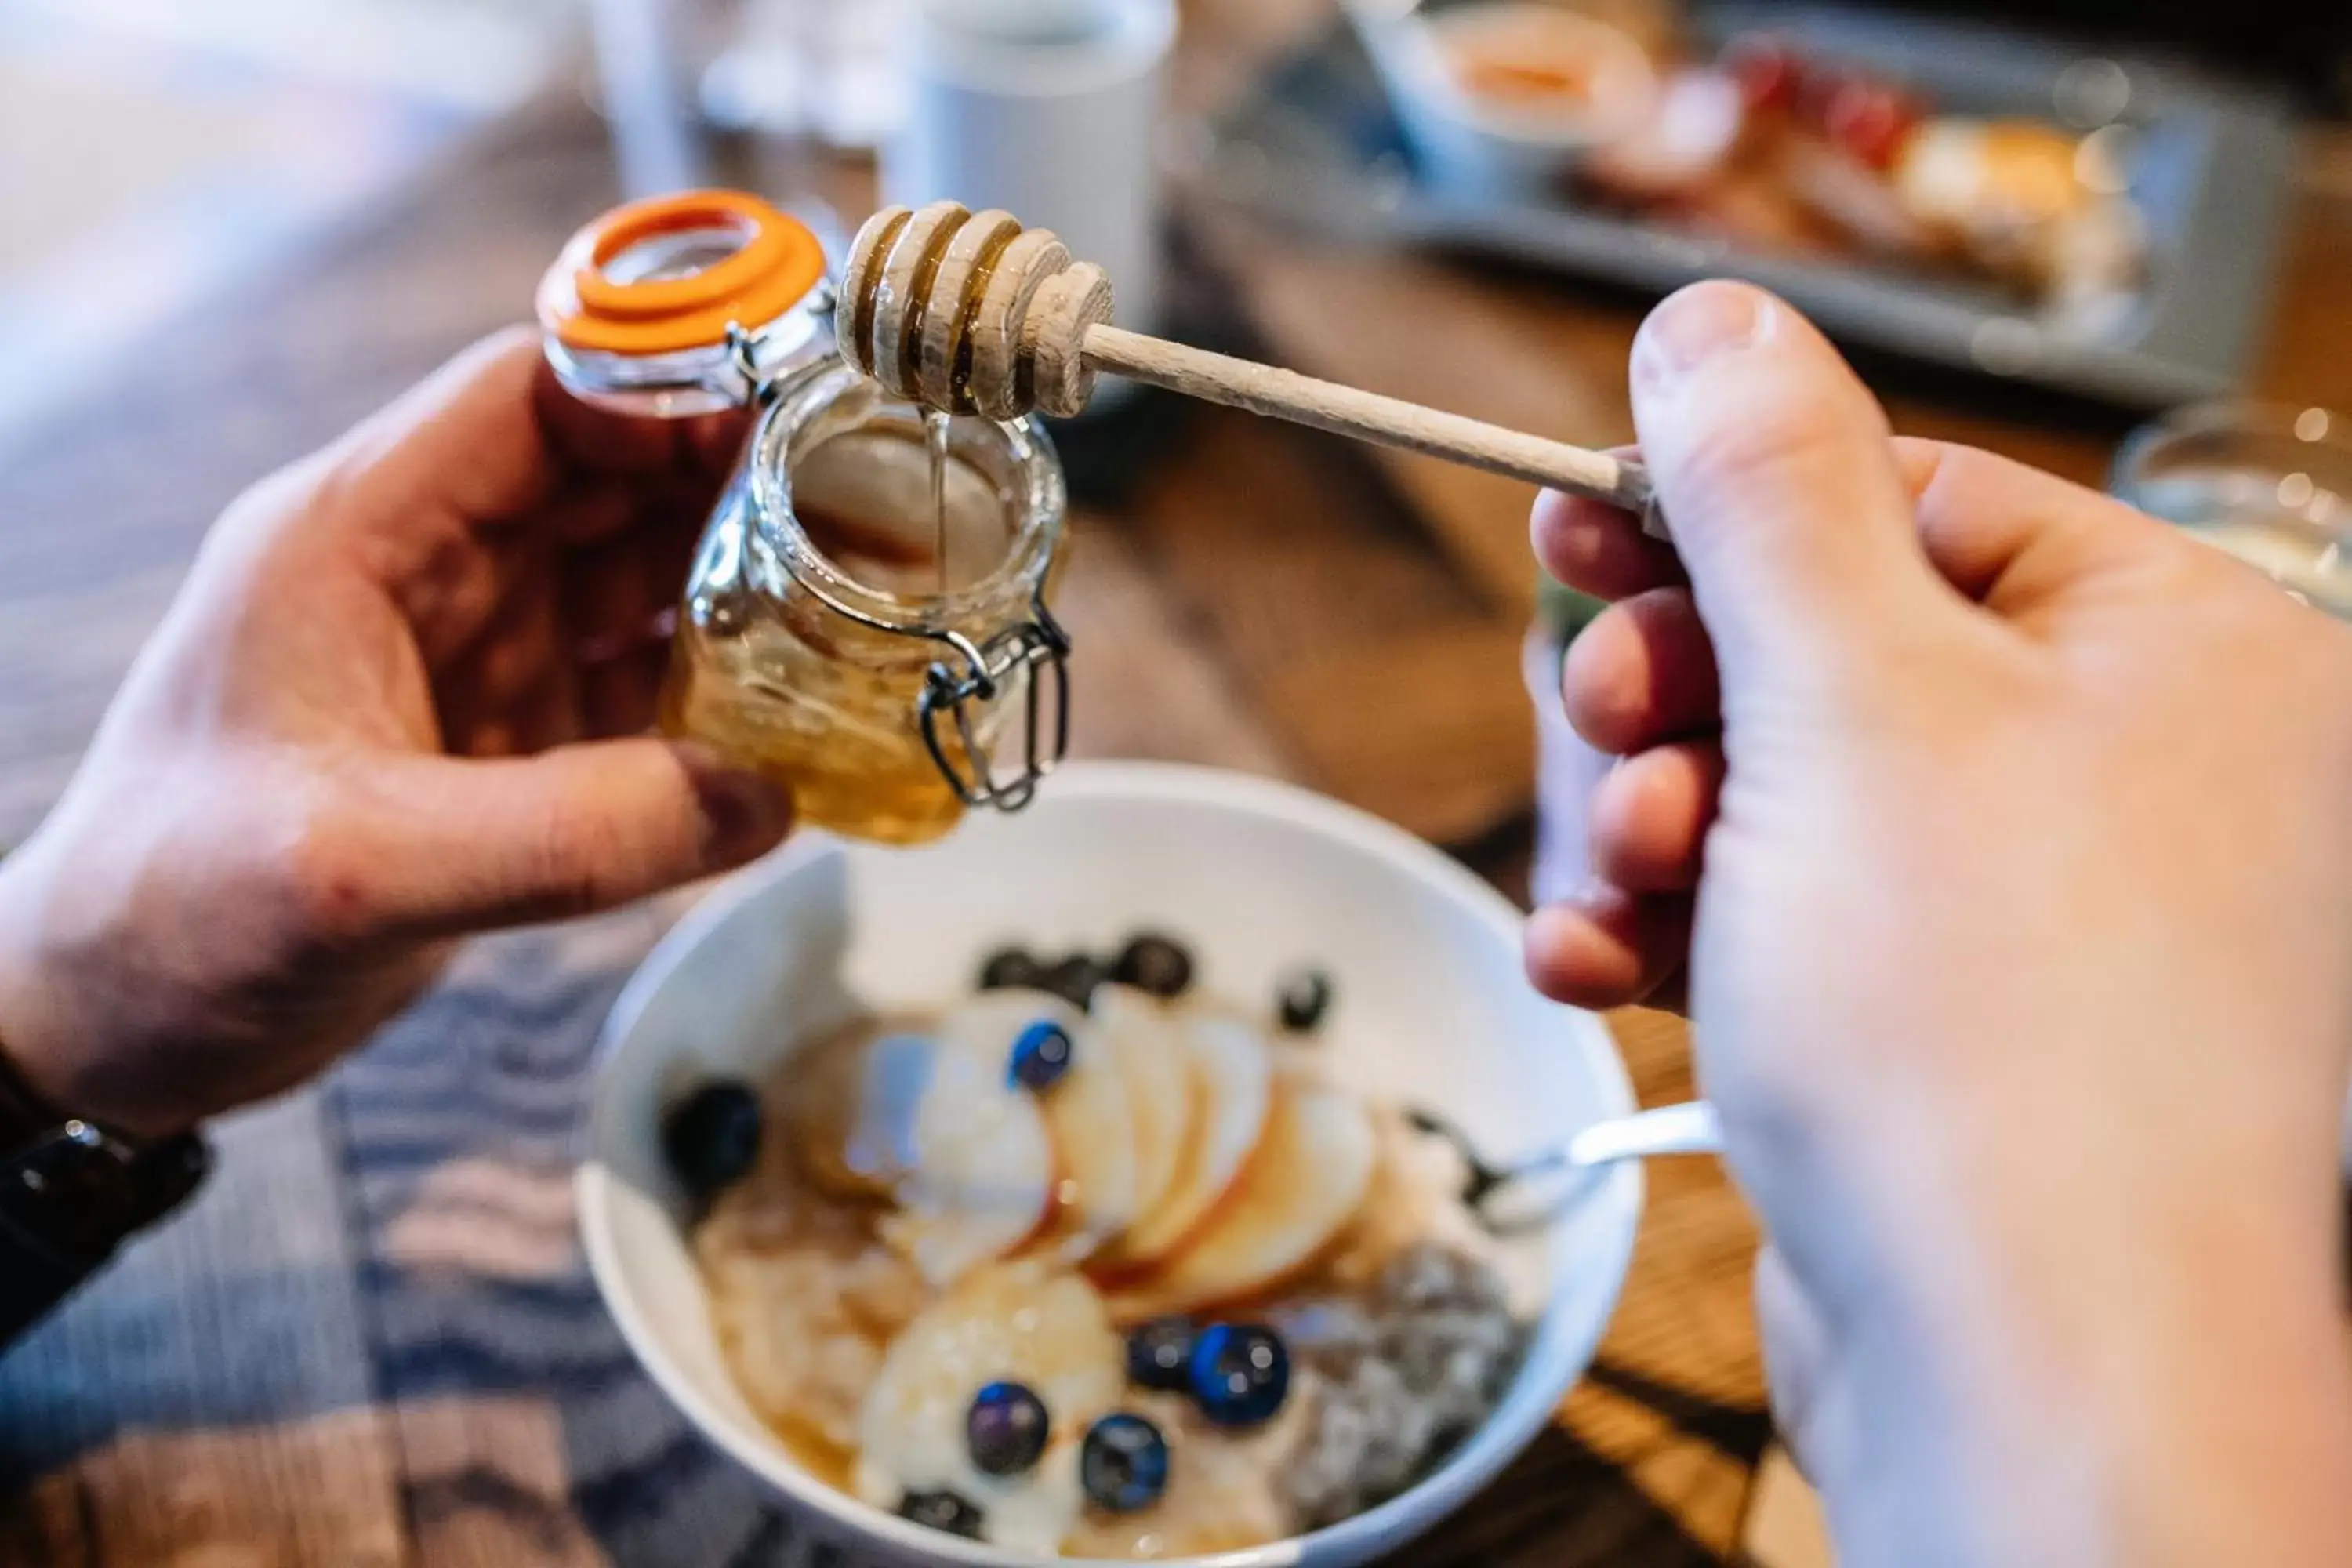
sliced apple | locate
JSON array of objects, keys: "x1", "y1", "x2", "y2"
[
  {"x1": 1089, "y1": 1014, "x2": 1273, "y2": 1276},
  {"x1": 1104, "y1": 1074, "x2": 1377, "y2": 1323},
  {"x1": 1087, "y1": 984, "x2": 1196, "y2": 1230},
  {"x1": 836, "y1": 1029, "x2": 1054, "y2": 1286},
  {"x1": 855, "y1": 1259, "x2": 1124, "y2": 1555},
  {"x1": 1312, "y1": 1102, "x2": 1497, "y2": 1292},
  {"x1": 935, "y1": 989, "x2": 1141, "y2": 1263}
]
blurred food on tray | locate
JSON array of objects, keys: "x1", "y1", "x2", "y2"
[
  {"x1": 1587, "y1": 29, "x2": 2143, "y2": 312},
  {"x1": 1427, "y1": 3, "x2": 1655, "y2": 125},
  {"x1": 1353, "y1": 0, "x2": 1657, "y2": 198},
  {"x1": 1356, "y1": 1, "x2": 2147, "y2": 318}
]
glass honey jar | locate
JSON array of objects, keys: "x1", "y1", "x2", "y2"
[{"x1": 536, "y1": 190, "x2": 1070, "y2": 846}]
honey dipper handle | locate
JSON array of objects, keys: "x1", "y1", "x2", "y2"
[{"x1": 1080, "y1": 326, "x2": 1667, "y2": 535}]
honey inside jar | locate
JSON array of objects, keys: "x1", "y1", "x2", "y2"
[{"x1": 660, "y1": 363, "x2": 1067, "y2": 846}]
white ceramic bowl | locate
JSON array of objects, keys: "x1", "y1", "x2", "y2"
[
  {"x1": 1348, "y1": 0, "x2": 1657, "y2": 201},
  {"x1": 579, "y1": 761, "x2": 1642, "y2": 1568}
]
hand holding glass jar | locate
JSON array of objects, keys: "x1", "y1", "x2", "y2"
[
  {"x1": 0, "y1": 328, "x2": 790, "y2": 1138},
  {"x1": 0, "y1": 187, "x2": 1076, "y2": 1144}
]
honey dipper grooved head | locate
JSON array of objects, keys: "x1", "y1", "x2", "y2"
[{"x1": 839, "y1": 203, "x2": 1113, "y2": 419}]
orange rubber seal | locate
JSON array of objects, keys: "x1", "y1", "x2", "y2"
[{"x1": 535, "y1": 189, "x2": 826, "y2": 357}]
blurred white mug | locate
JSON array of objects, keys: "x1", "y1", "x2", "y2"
[{"x1": 884, "y1": 0, "x2": 1176, "y2": 384}]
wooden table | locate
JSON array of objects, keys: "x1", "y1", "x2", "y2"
[{"x1": 1, "y1": 5, "x2": 2347, "y2": 1560}]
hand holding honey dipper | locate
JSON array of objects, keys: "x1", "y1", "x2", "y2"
[{"x1": 837, "y1": 201, "x2": 1668, "y2": 538}]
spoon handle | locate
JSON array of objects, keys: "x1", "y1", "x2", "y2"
[{"x1": 1566, "y1": 1101, "x2": 1723, "y2": 1167}]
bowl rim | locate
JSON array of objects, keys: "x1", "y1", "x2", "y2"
[{"x1": 578, "y1": 760, "x2": 1643, "y2": 1568}]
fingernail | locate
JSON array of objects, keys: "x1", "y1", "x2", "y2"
[
  {"x1": 693, "y1": 764, "x2": 793, "y2": 865},
  {"x1": 1635, "y1": 285, "x2": 1768, "y2": 390}
]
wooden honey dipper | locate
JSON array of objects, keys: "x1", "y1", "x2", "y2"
[{"x1": 838, "y1": 202, "x2": 1666, "y2": 534}]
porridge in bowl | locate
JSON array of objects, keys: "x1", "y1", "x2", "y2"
[{"x1": 667, "y1": 932, "x2": 1531, "y2": 1558}]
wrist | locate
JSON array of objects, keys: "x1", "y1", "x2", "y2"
[
  {"x1": 0, "y1": 848, "x2": 216, "y2": 1345},
  {"x1": 0, "y1": 842, "x2": 181, "y2": 1141},
  {"x1": 0, "y1": 850, "x2": 71, "y2": 1123},
  {"x1": 0, "y1": 849, "x2": 81, "y2": 1119}
]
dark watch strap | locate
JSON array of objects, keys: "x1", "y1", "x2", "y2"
[{"x1": 0, "y1": 1047, "x2": 210, "y2": 1346}]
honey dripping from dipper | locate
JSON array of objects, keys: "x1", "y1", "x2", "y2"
[
  {"x1": 786, "y1": 419, "x2": 1012, "y2": 598},
  {"x1": 659, "y1": 378, "x2": 1051, "y2": 847},
  {"x1": 924, "y1": 408, "x2": 952, "y2": 596}
]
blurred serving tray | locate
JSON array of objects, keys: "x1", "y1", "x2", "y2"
[{"x1": 1193, "y1": 3, "x2": 2297, "y2": 408}]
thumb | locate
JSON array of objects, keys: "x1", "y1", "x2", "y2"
[
  {"x1": 1631, "y1": 282, "x2": 1945, "y2": 680},
  {"x1": 352, "y1": 740, "x2": 793, "y2": 938}
]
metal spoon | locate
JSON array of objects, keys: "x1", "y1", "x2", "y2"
[{"x1": 1406, "y1": 1101, "x2": 1723, "y2": 1220}]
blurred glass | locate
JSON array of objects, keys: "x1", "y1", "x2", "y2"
[
  {"x1": 588, "y1": 0, "x2": 906, "y2": 198},
  {"x1": 587, "y1": 0, "x2": 909, "y2": 254},
  {"x1": 2111, "y1": 402, "x2": 2352, "y2": 619},
  {"x1": 692, "y1": 0, "x2": 908, "y2": 151}
]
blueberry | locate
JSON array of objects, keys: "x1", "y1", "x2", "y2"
[
  {"x1": 1125, "y1": 1316, "x2": 1197, "y2": 1392},
  {"x1": 978, "y1": 946, "x2": 1045, "y2": 991},
  {"x1": 966, "y1": 1380, "x2": 1051, "y2": 1476},
  {"x1": 659, "y1": 1081, "x2": 761, "y2": 1200},
  {"x1": 1189, "y1": 1323, "x2": 1290, "y2": 1428},
  {"x1": 1276, "y1": 970, "x2": 1333, "y2": 1033},
  {"x1": 897, "y1": 1489, "x2": 985, "y2": 1539},
  {"x1": 1040, "y1": 953, "x2": 1108, "y2": 1009},
  {"x1": 1008, "y1": 1020, "x2": 1076, "y2": 1091},
  {"x1": 1110, "y1": 933, "x2": 1194, "y2": 999},
  {"x1": 1079, "y1": 1414, "x2": 1169, "y2": 1513}
]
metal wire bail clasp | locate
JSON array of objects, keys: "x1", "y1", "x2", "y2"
[{"x1": 916, "y1": 598, "x2": 1073, "y2": 811}]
